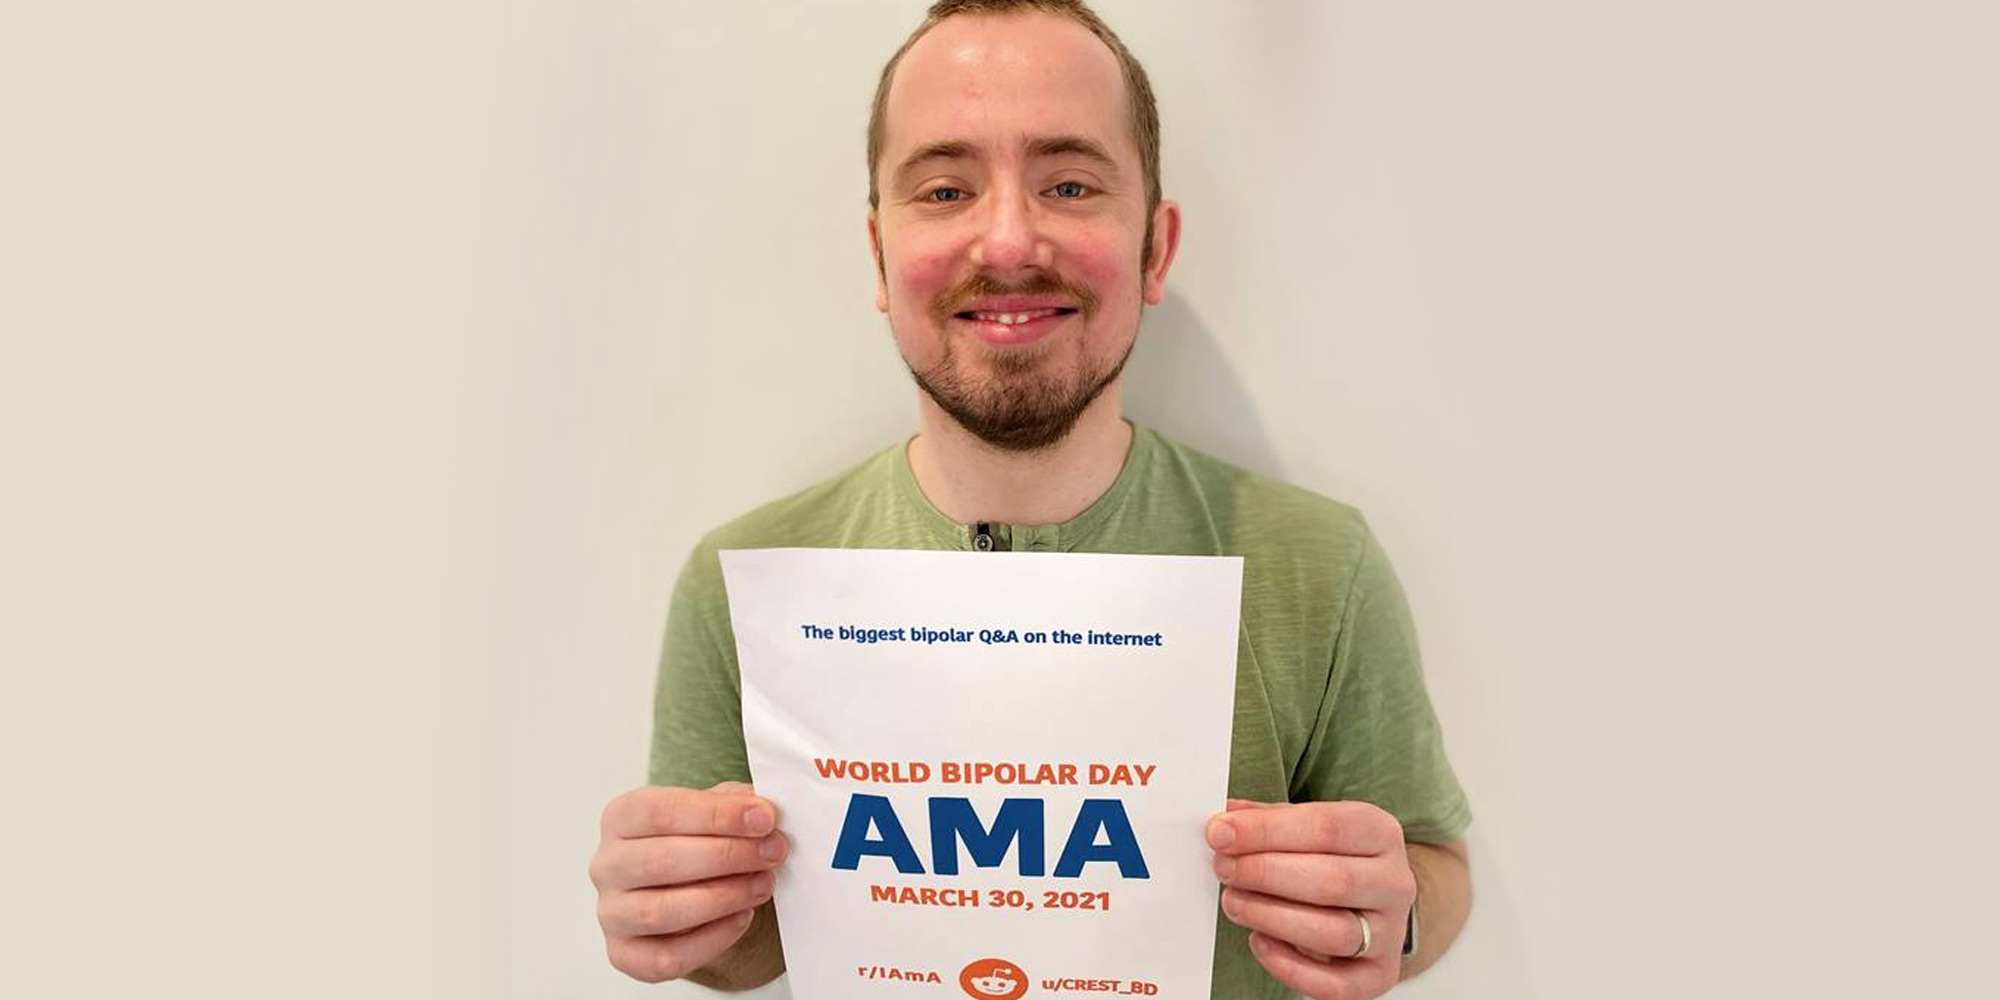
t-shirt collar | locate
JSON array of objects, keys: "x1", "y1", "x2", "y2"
[{"x1": 891, "y1": 421, "x2": 1157, "y2": 553}]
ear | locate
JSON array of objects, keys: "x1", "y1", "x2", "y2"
[
  {"x1": 1141, "y1": 199, "x2": 1182, "y2": 306},
  {"x1": 867, "y1": 210, "x2": 889, "y2": 313}
]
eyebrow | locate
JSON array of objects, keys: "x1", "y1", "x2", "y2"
[
  {"x1": 893, "y1": 140, "x2": 977, "y2": 188},
  {"x1": 1024, "y1": 135, "x2": 1119, "y2": 172},
  {"x1": 891, "y1": 135, "x2": 1123, "y2": 189}
]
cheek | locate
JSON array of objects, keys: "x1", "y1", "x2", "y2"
[
  {"x1": 881, "y1": 238, "x2": 962, "y2": 362},
  {"x1": 886, "y1": 235, "x2": 963, "y2": 307},
  {"x1": 1067, "y1": 230, "x2": 1146, "y2": 364},
  {"x1": 1065, "y1": 231, "x2": 1144, "y2": 310}
]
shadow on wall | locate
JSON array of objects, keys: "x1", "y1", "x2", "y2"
[
  {"x1": 1123, "y1": 289, "x2": 1283, "y2": 479},
  {"x1": 1124, "y1": 291, "x2": 1535, "y2": 1000}
]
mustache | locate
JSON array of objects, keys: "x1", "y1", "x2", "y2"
[{"x1": 929, "y1": 272, "x2": 1101, "y2": 327}]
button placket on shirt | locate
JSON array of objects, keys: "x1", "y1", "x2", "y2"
[{"x1": 1016, "y1": 525, "x2": 1059, "y2": 552}]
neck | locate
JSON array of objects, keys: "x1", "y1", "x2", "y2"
[{"x1": 907, "y1": 383, "x2": 1134, "y2": 527}]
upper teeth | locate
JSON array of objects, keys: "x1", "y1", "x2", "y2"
[{"x1": 970, "y1": 309, "x2": 1059, "y2": 325}]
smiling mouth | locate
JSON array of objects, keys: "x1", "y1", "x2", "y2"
[
  {"x1": 950, "y1": 306, "x2": 1078, "y2": 348},
  {"x1": 953, "y1": 307, "x2": 1079, "y2": 325}
]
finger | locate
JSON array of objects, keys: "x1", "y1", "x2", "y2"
[
  {"x1": 603, "y1": 785, "x2": 778, "y2": 839},
  {"x1": 1226, "y1": 798, "x2": 1275, "y2": 812},
  {"x1": 607, "y1": 907, "x2": 759, "y2": 984},
  {"x1": 600, "y1": 870, "x2": 775, "y2": 937},
  {"x1": 591, "y1": 831, "x2": 790, "y2": 891},
  {"x1": 1247, "y1": 931, "x2": 1394, "y2": 1000},
  {"x1": 1208, "y1": 800, "x2": 1400, "y2": 857},
  {"x1": 1212, "y1": 850, "x2": 1411, "y2": 911},
  {"x1": 1221, "y1": 887, "x2": 1375, "y2": 959}
]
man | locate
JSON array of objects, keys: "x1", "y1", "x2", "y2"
[{"x1": 587, "y1": 2, "x2": 1473, "y2": 997}]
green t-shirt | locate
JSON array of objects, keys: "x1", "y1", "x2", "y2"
[{"x1": 650, "y1": 424, "x2": 1471, "y2": 998}]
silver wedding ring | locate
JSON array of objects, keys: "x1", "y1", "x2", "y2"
[{"x1": 1349, "y1": 909, "x2": 1373, "y2": 959}]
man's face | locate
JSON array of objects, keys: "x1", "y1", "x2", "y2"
[{"x1": 869, "y1": 13, "x2": 1179, "y2": 451}]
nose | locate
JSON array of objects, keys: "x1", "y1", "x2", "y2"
[{"x1": 967, "y1": 183, "x2": 1051, "y2": 274}]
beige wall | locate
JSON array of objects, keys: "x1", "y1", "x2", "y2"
[{"x1": 6, "y1": 2, "x2": 1996, "y2": 997}]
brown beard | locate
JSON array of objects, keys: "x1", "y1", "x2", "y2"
[
  {"x1": 910, "y1": 334, "x2": 1132, "y2": 453},
  {"x1": 906, "y1": 272, "x2": 1126, "y2": 452}
]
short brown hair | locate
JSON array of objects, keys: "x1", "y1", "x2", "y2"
[{"x1": 865, "y1": 0, "x2": 1162, "y2": 257}]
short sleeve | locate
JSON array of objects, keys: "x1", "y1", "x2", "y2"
[
  {"x1": 647, "y1": 541, "x2": 755, "y2": 789},
  {"x1": 1299, "y1": 524, "x2": 1472, "y2": 843}
]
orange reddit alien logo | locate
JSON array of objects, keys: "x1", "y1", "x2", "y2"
[{"x1": 958, "y1": 957, "x2": 1029, "y2": 999}]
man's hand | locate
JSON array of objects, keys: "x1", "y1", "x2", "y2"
[
  {"x1": 589, "y1": 781, "x2": 788, "y2": 983},
  {"x1": 1208, "y1": 799, "x2": 1414, "y2": 1000}
]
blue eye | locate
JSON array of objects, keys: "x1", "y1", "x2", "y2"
[
  {"x1": 926, "y1": 187, "x2": 967, "y2": 203},
  {"x1": 1051, "y1": 181, "x2": 1088, "y2": 199}
]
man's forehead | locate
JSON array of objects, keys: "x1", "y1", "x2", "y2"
[{"x1": 881, "y1": 12, "x2": 1131, "y2": 165}]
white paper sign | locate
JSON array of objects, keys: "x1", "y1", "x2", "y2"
[{"x1": 721, "y1": 548, "x2": 1244, "y2": 1000}]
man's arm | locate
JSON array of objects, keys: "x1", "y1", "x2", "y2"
[
  {"x1": 1400, "y1": 839, "x2": 1472, "y2": 980},
  {"x1": 634, "y1": 544, "x2": 789, "y2": 988}
]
